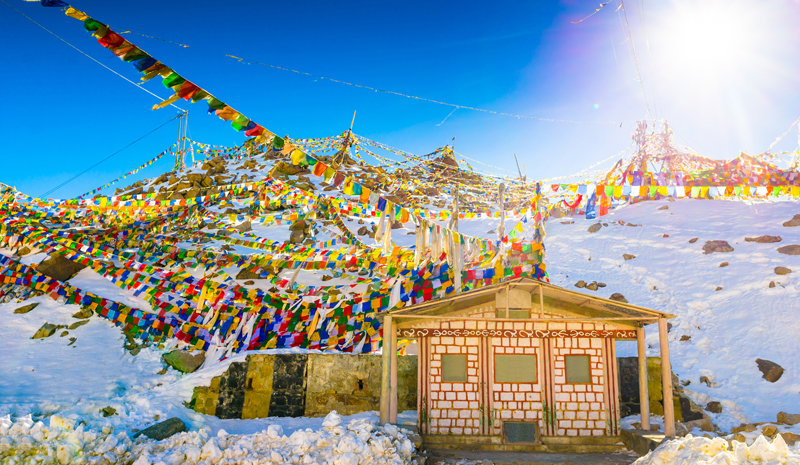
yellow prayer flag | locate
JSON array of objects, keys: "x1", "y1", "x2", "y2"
[{"x1": 65, "y1": 7, "x2": 88, "y2": 21}]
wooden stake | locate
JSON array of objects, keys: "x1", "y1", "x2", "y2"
[
  {"x1": 659, "y1": 318, "x2": 675, "y2": 437},
  {"x1": 513, "y1": 153, "x2": 523, "y2": 180},
  {"x1": 637, "y1": 325, "x2": 650, "y2": 431},
  {"x1": 380, "y1": 315, "x2": 393, "y2": 425},
  {"x1": 389, "y1": 321, "x2": 398, "y2": 423}
]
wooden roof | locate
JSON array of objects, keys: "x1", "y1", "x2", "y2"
[{"x1": 389, "y1": 277, "x2": 676, "y2": 324}]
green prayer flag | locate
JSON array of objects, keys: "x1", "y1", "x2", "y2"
[{"x1": 162, "y1": 73, "x2": 186, "y2": 89}]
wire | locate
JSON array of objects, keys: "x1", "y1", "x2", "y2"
[
  {"x1": 1, "y1": 0, "x2": 185, "y2": 112},
  {"x1": 41, "y1": 115, "x2": 182, "y2": 198},
  {"x1": 120, "y1": 31, "x2": 629, "y2": 125}
]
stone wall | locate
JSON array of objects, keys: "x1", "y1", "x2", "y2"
[{"x1": 191, "y1": 353, "x2": 416, "y2": 420}]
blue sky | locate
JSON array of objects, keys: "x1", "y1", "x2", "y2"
[{"x1": 2, "y1": 0, "x2": 800, "y2": 198}]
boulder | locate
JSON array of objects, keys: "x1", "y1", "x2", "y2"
[
  {"x1": 289, "y1": 229, "x2": 306, "y2": 244},
  {"x1": 683, "y1": 417, "x2": 714, "y2": 432},
  {"x1": 14, "y1": 303, "x2": 39, "y2": 314},
  {"x1": 755, "y1": 358, "x2": 784, "y2": 383},
  {"x1": 574, "y1": 280, "x2": 586, "y2": 289},
  {"x1": 658, "y1": 205, "x2": 669, "y2": 210},
  {"x1": 133, "y1": 417, "x2": 186, "y2": 441},
  {"x1": 782, "y1": 214, "x2": 800, "y2": 227},
  {"x1": 271, "y1": 161, "x2": 302, "y2": 177},
  {"x1": 745, "y1": 235, "x2": 782, "y2": 243},
  {"x1": 762, "y1": 425, "x2": 778, "y2": 437},
  {"x1": 623, "y1": 254, "x2": 636, "y2": 260},
  {"x1": 777, "y1": 411, "x2": 800, "y2": 425},
  {"x1": 68, "y1": 320, "x2": 89, "y2": 330},
  {"x1": 719, "y1": 262, "x2": 729, "y2": 267},
  {"x1": 775, "y1": 266, "x2": 792, "y2": 275},
  {"x1": 235, "y1": 221, "x2": 252, "y2": 233},
  {"x1": 32, "y1": 323, "x2": 62, "y2": 339},
  {"x1": 769, "y1": 281, "x2": 777, "y2": 288},
  {"x1": 777, "y1": 245, "x2": 800, "y2": 255},
  {"x1": 609, "y1": 293, "x2": 628, "y2": 303},
  {"x1": 36, "y1": 255, "x2": 86, "y2": 282},
  {"x1": 688, "y1": 237, "x2": 699, "y2": 244},
  {"x1": 703, "y1": 241, "x2": 733, "y2": 254},
  {"x1": 779, "y1": 432, "x2": 800, "y2": 446},
  {"x1": 587, "y1": 223, "x2": 602, "y2": 233},
  {"x1": 585, "y1": 282, "x2": 598, "y2": 291},
  {"x1": 680, "y1": 335, "x2": 691, "y2": 342},
  {"x1": 72, "y1": 308, "x2": 93, "y2": 319},
  {"x1": 162, "y1": 350, "x2": 205, "y2": 374},
  {"x1": 289, "y1": 220, "x2": 307, "y2": 231},
  {"x1": 705, "y1": 401, "x2": 723, "y2": 414}
]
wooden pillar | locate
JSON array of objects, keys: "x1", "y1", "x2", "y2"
[
  {"x1": 637, "y1": 325, "x2": 650, "y2": 431},
  {"x1": 379, "y1": 315, "x2": 393, "y2": 425},
  {"x1": 389, "y1": 320, "x2": 399, "y2": 423},
  {"x1": 658, "y1": 318, "x2": 675, "y2": 437}
]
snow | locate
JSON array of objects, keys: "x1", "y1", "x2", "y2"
[
  {"x1": 547, "y1": 198, "x2": 800, "y2": 430},
  {"x1": 633, "y1": 434, "x2": 800, "y2": 464}
]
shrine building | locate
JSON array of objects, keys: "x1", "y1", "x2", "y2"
[{"x1": 379, "y1": 277, "x2": 676, "y2": 451}]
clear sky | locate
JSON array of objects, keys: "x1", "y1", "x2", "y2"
[{"x1": 2, "y1": 0, "x2": 800, "y2": 198}]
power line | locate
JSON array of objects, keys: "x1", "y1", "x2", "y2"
[
  {"x1": 40, "y1": 114, "x2": 182, "y2": 198},
  {"x1": 1, "y1": 0, "x2": 185, "y2": 112}
]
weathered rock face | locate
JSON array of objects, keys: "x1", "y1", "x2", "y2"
[
  {"x1": 778, "y1": 411, "x2": 800, "y2": 425},
  {"x1": 782, "y1": 214, "x2": 800, "y2": 227},
  {"x1": 162, "y1": 350, "x2": 205, "y2": 374},
  {"x1": 36, "y1": 255, "x2": 86, "y2": 282},
  {"x1": 133, "y1": 417, "x2": 186, "y2": 440},
  {"x1": 745, "y1": 235, "x2": 782, "y2": 243},
  {"x1": 702, "y1": 240, "x2": 734, "y2": 254},
  {"x1": 755, "y1": 358, "x2": 784, "y2": 383},
  {"x1": 14, "y1": 303, "x2": 39, "y2": 314},
  {"x1": 777, "y1": 245, "x2": 800, "y2": 255}
]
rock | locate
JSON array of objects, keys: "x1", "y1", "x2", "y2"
[
  {"x1": 680, "y1": 335, "x2": 691, "y2": 342},
  {"x1": 699, "y1": 376, "x2": 712, "y2": 387},
  {"x1": 703, "y1": 240, "x2": 734, "y2": 254},
  {"x1": 162, "y1": 350, "x2": 205, "y2": 374},
  {"x1": 777, "y1": 411, "x2": 800, "y2": 425},
  {"x1": 623, "y1": 254, "x2": 636, "y2": 260},
  {"x1": 133, "y1": 417, "x2": 186, "y2": 440},
  {"x1": 236, "y1": 268, "x2": 261, "y2": 280},
  {"x1": 60, "y1": 330, "x2": 69, "y2": 337},
  {"x1": 769, "y1": 281, "x2": 776, "y2": 288},
  {"x1": 683, "y1": 417, "x2": 714, "y2": 432},
  {"x1": 719, "y1": 262, "x2": 729, "y2": 267},
  {"x1": 775, "y1": 266, "x2": 792, "y2": 275},
  {"x1": 715, "y1": 286, "x2": 723, "y2": 291},
  {"x1": 244, "y1": 280, "x2": 254, "y2": 285},
  {"x1": 101, "y1": 406, "x2": 116, "y2": 417},
  {"x1": 755, "y1": 358, "x2": 784, "y2": 383},
  {"x1": 762, "y1": 425, "x2": 778, "y2": 437},
  {"x1": 689, "y1": 237, "x2": 699, "y2": 243},
  {"x1": 596, "y1": 282, "x2": 607, "y2": 288},
  {"x1": 705, "y1": 401, "x2": 723, "y2": 413},
  {"x1": 585, "y1": 282, "x2": 598, "y2": 291},
  {"x1": 32, "y1": 323, "x2": 61, "y2": 339},
  {"x1": 289, "y1": 229, "x2": 306, "y2": 244},
  {"x1": 321, "y1": 275, "x2": 333, "y2": 282},
  {"x1": 574, "y1": 280, "x2": 586, "y2": 288},
  {"x1": 745, "y1": 235, "x2": 782, "y2": 243},
  {"x1": 731, "y1": 423, "x2": 757, "y2": 434},
  {"x1": 777, "y1": 245, "x2": 800, "y2": 255},
  {"x1": 17, "y1": 246, "x2": 31, "y2": 257},
  {"x1": 36, "y1": 255, "x2": 87, "y2": 282},
  {"x1": 662, "y1": 234, "x2": 670, "y2": 238},
  {"x1": 658, "y1": 205, "x2": 669, "y2": 210},
  {"x1": 587, "y1": 223, "x2": 602, "y2": 233},
  {"x1": 235, "y1": 221, "x2": 252, "y2": 233},
  {"x1": 782, "y1": 214, "x2": 800, "y2": 227},
  {"x1": 14, "y1": 303, "x2": 39, "y2": 314},
  {"x1": 68, "y1": 320, "x2": 89, "y2": 330},
  {"x1": 357, "y1": 226, "x2": 369, "y2": 236},
  {"x1": 270, "y1": 161, "x2": 302, "y2": 177},
  {"x1": 72, "y1": 308, "x2": 93, "y2": 319},
  {"x1": 289, "y1": 220, "x2": 307, "y2": 231},
  {"x1": 609, "y1": 293, "x2": 628, "y2": 303},
  {"x1": 779, "y1": 432, "x2": 800, "y2": 446}
]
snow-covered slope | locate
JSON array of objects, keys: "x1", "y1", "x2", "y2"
[{"x1": 547, "y1": 198, "x2": 800, "y2": 430}]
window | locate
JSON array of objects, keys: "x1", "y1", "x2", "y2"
[
  {"x1": 496, "y1": 309, "x2": 530, "y2": 319},
  {"x1": 441, "y1": 354, "x2": 467, "y2": 382},
  {"x1": 495, "y1": 355, "x2": 537, "y2": 383},
  {"x1": 565, "y1": 355, "x2": 591, "y2": 384}
]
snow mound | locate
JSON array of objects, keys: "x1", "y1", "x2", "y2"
[
  {"x1": 0, "y1": 411, "x2": 416, "y2": 465},
  {"x1": 635, "y1": 434, "x2": 800, "y2": 464}
]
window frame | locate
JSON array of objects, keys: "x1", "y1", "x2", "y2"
[
  {"x1": 494, "y1": 354, "x2": 538, "y2": 384},
  {"x1": 564, "y1": 354, "x2": 592, "y2": 384}
]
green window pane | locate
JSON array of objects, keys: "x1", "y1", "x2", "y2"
[
  {"x1": 442, "y1": 354, "x2": 467, "y2": 382},
  {"x1": 495, "y1": 355, "x2": 537, "y2": 383},
  {"x1": 565, "y1": 355, "x2": 591, "y2": 384}
]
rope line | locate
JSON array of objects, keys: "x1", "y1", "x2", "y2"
[
  {"x1": 119, "y1": 31, "x2": 629, "y2": 125},
  {"x1": 2, "y1": 0, "x2": 185, "y2": 112}
]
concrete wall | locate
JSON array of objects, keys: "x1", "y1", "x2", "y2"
[{"x1": 191, "y1": 353, "x2": 417, "y2": 419}]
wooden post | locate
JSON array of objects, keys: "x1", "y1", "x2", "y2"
[
  {"x1": 389, "y1": 321, "x2": 398, "y2": 423},
  {"x1": 658, "y1": 318, "x2": 675, "y2": 437},
  {"x1": 513, "y1": 153, "x2": 523, "y2": 180},
  {"x1": 380, "y1": 315, "x2": 393, "y2": 425},
  {"x1": 453, "y1": 184, "x2": 462, "y2": 293},
  {"x1": 538, "y1": 283, "x2": 545, "y2": 318},
  {"x1": 637, "y1": 325, "x2": 650, "y2": 431},
  {"x1": 497, "y1": 183, "x2": 506, "y2": 240}
]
